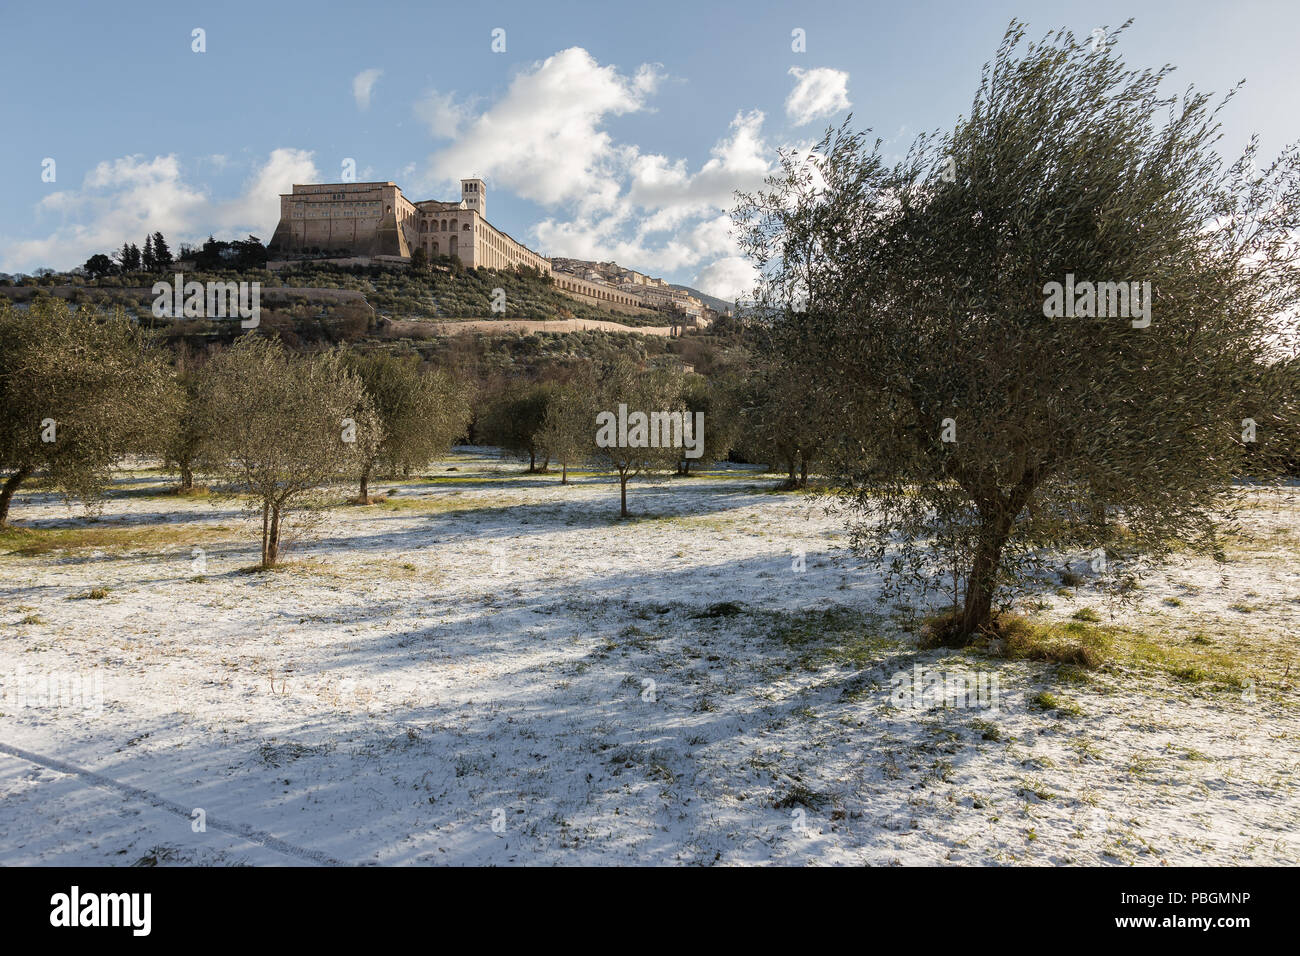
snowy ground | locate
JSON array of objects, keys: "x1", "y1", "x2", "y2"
[{"x1": 1, "y1": 450, "x2": 1296, "y2": 866}]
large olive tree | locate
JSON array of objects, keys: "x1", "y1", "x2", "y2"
[
  {"x1": 735, "y1": 21, "x2": 1300, "y2": 641},
  {"x1": 0, "y1": 298, "x2": 176, "y2": 525}
]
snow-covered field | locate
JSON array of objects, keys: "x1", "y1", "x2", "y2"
[{"x1": 1, "y1": 450, "x2": 1296, "y2": 866}]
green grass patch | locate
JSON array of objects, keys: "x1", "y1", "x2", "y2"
[
  {"x1": 112, "y1": 483, "x2": 212, "y2": 500},
  {"x1": 1115, "y1": 629, "x2": 1251, "y2": 689},
  {"x1": 168, "y1": 484, "x2": 211, "y2": 498},
  {"x1": 376, "y1": 494, "x2": 519, "y2": 514},
  {"x1": 994, "y1": 614, "x2": 1256, "y2": 690},
  {"x1": 0, "y1": 522, "x2": 233, "y2": 556},
  {"x1": 772, "y1": 783, "x2": 831, "y2": 811},
  {"x1": 968, "y1": 718, "x2": 1004, "y2": 742},
  {"x1": 410, "y1": 474, "x2": 535, "y2": 485},
  {"x1": 1029, "y1": 690, "x2": 1084, "y2": 717},
  {"x1": 998, "y1": 616, "x2": 1113, "y2": 669}
]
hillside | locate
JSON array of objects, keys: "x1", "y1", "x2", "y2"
[
  {"x1": 2, "y1": 262, "x2": 674, "y2": 327},
  {"x1": 275, "y1": 263, "x2": 673, "y2": 325}
]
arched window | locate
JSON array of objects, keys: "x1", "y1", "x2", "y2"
[
  {"x1": 432, "y1": 241, "x2": 439, "y2": 256},
  {"x1": 449, "y1": 235, "x2": 458, "y2": 257}
]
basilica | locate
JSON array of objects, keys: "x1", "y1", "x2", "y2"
[{"x1": 267, "y1": 178, "x2": 550, "y2": 275}]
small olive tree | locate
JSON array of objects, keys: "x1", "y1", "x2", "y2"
[
  {"x1": 675, "y1": 373, "x2": 740, "y2": 475},
  {"x1": 343, "y1": 351, "x2": 471, "y2": 502},
  {"x1": 199, "y1": 336, "x2": 380, "y2": 567},
  {"x1": 537, "y1": 366, "x2": 600, "y2": 484},
  {"x1": 164, "y1": 345, "x2": 211, "y2": 494},
  {"x1": 592, "y1": 359, "x2": 685, "y2": 517},
  {"x1": 0, "y1": 298, "x2": 176, "y2": 525},
  {"x1": 478, "y1": 381, "x2": 555, "y2": 472},
  {"x1": 735, "y1": 353, "x2": 829, "y2": 490}
]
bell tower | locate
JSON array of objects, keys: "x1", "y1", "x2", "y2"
[{"x1": 461, "y1": 178, "x2": 486, "y2": 219}]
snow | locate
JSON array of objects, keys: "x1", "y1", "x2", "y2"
[{"x1": 1, "y1": 450, "x2": 1296, "y2": 865}]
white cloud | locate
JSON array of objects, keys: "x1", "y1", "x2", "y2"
[
  {"x1": 785, "y1": 66, "x2": 851, "y2": 126},
  {"x1": 693, "y1": 256, "x2": 758, "y2": 302},
  {"x1": 625, "y1": 110, "x2": 771, "y2": 221},
  {"x1": 424, "y1": 48, "x2": 663, "y2": 213},
  {"x1": 417, "y1": 48, "x2": 782, "y2": 290},
  {"x1": 353, "y1": 68, "x2": 383, "y2": 111},
  {"x1": 529, "y1": 109, "x2": 774, "y2": 279},
  {"x1": 213, "y1": 147, "x2": 318, "y2": 234},
  {"x1": 0, "y1": 149, "x2": 319, "y2": 273},
  {"x1": 414, "y1": 90, "x2": 468, "y2": 140}
]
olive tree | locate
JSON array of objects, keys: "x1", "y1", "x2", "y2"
[
  {"x1": 537, "y1": 366, "x2": 600, "y2": 484},
  {"x1": 198, "y1": 336, "x2": 380, "y2": 567},
  {"x1": 478, "y1": 381, "x2": 555, "y2": 472},
  {"x1": 735, "y1": 353, "x2": 829, "y2": 490},
  {"x1": 0, "y1": 298, "x2": 176, "y2": 525},
  {"x1": 675, "y1": 373, "x2": 740, "y2": 475},
  {"x1": 735, "y1": 21, "x2": 1300, "y2": 642},
  {"x1": 592, "y1": 359, "x2": 686, "y2": 517},
  {"x1": 164, "y1": 345, "x2": 211, "y2": 494},
  {"x1": 343, "y1": 351, "x2": 471, "y2": 502}
]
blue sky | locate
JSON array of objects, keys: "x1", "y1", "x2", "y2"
[{"x1": 2, "y1": 0, "x2": 1298, "y2": 297}]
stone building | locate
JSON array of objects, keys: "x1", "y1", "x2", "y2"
[
  {"x1": 548, "y1": 257, "x2": 705, "y2": 317},
  {"x1": 551, "y1": 272, "x2": 644, "y2": 311},
  {"x1": 267, "y1": 179, "x2": 550, "y2": 275},
  {"x1": 616, "y1": 281, "x2": 703, "y2": 318}
]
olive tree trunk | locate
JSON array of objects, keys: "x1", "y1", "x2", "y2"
[{"x1": 0, "y1": 465, "x2": 33, "y2": 526}]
